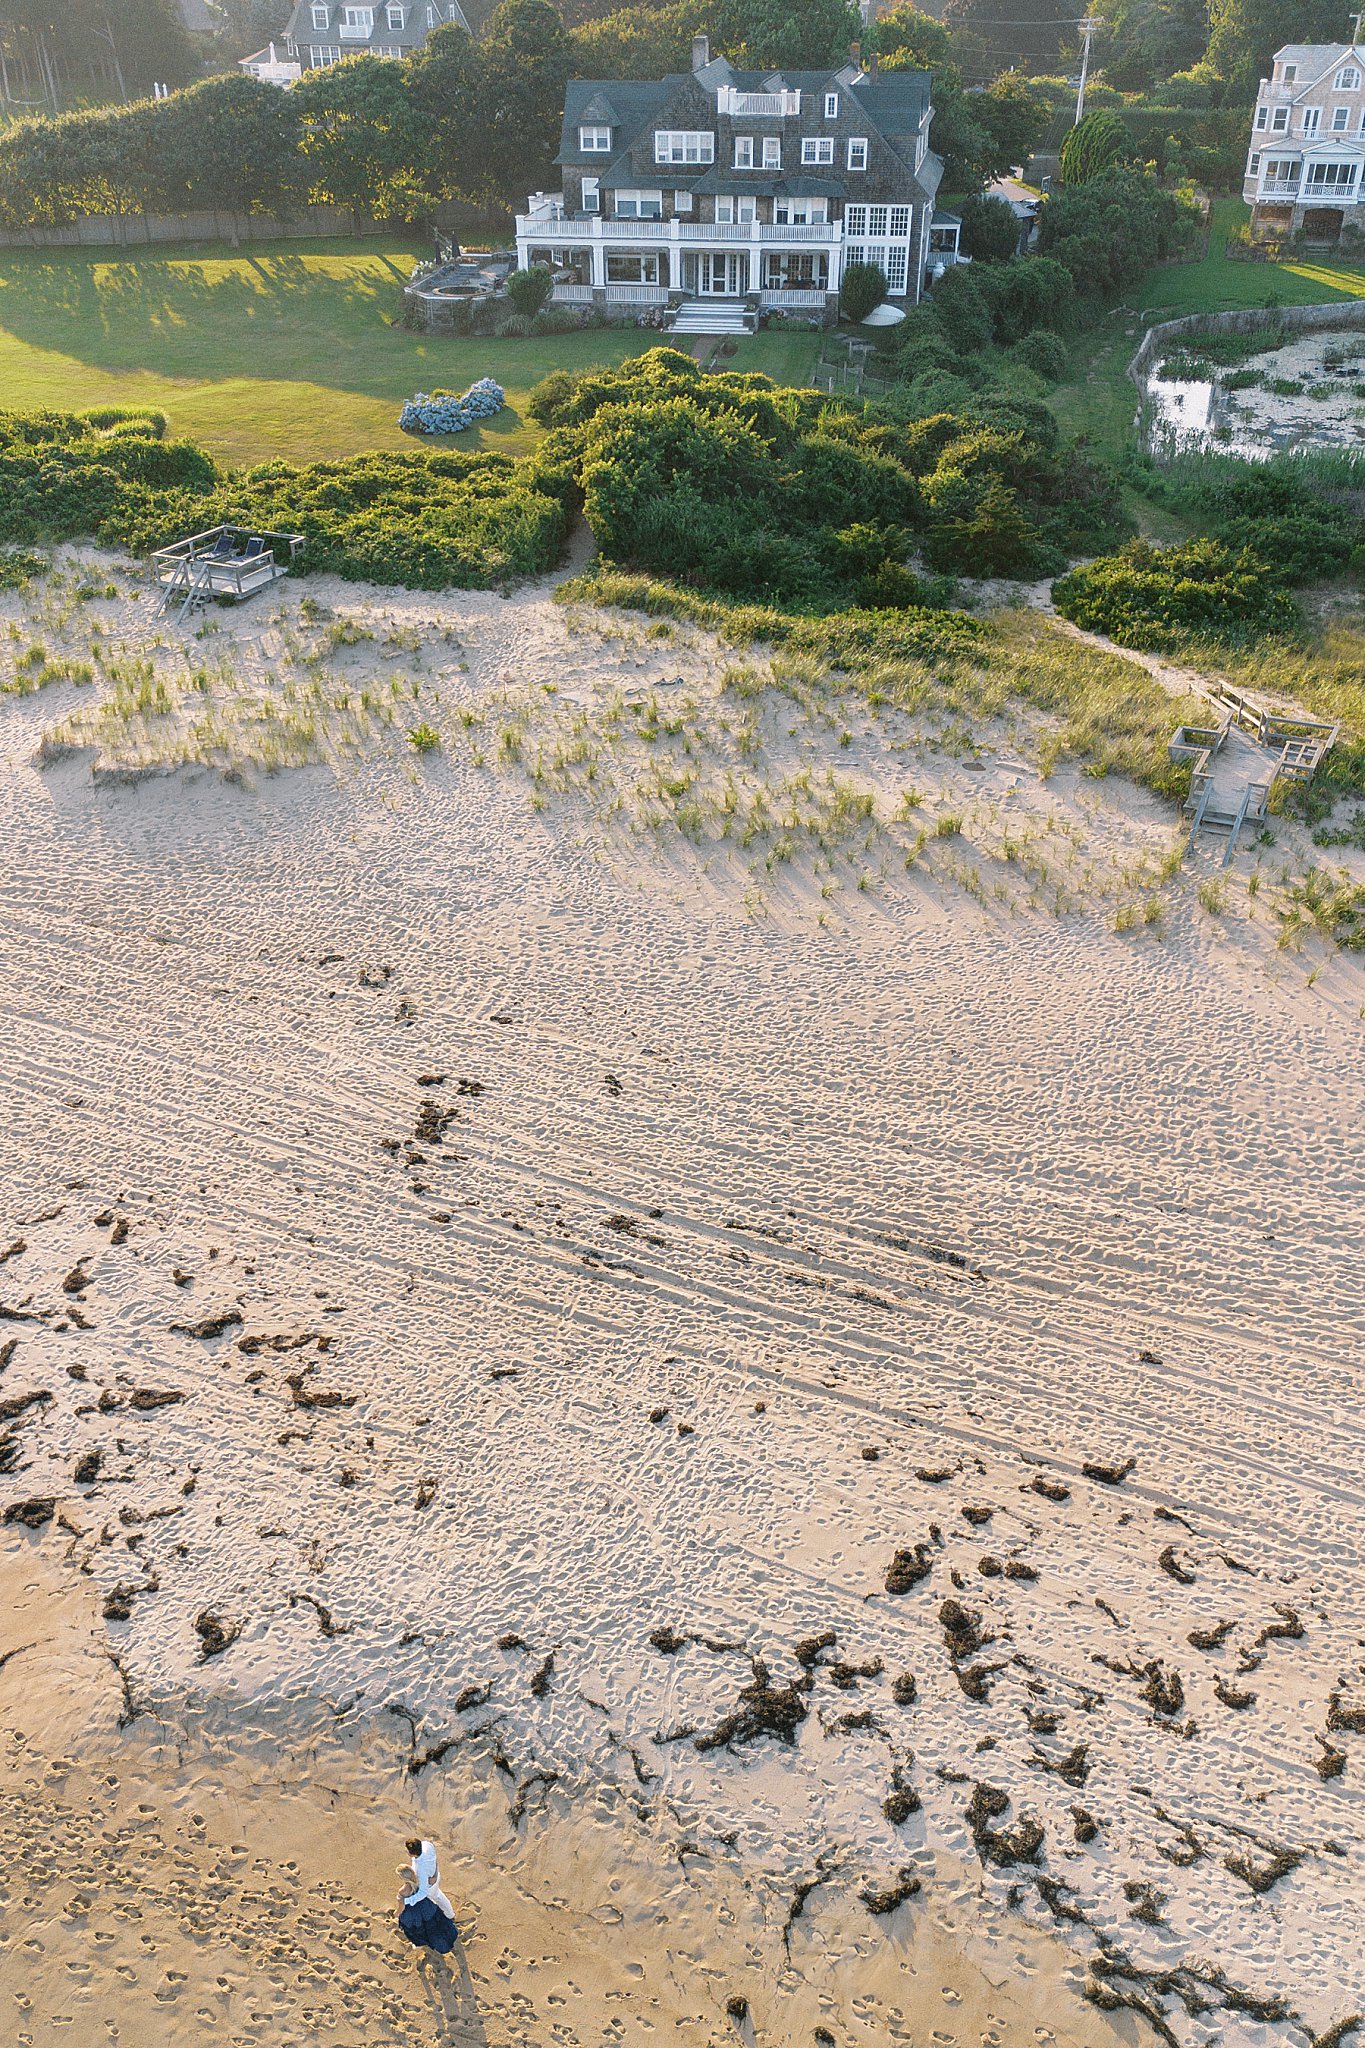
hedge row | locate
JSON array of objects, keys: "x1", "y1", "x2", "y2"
[{"x1": 0, "y1": 410, "x2": 571, "y2": 591}]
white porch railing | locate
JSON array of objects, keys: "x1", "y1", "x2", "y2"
[
  {"x1": 602, "y1": 283, "x2": 669, "y2": 303},
  {"x1": 760, "y1": 289, "x2": 826, "y2": 308},
  {"x1": 517, "y1": 215, "x2": 842, "y2": 247},
  {"x1": 1257, "y1": 181, "x2": 1302, "y2": 197},
  {"x1": 550, "y1": 283, "x2": 593, "y2": 302}
]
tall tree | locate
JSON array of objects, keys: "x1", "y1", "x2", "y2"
[
  {"x1": 1101, "y1": 0, "x2": 1209, "y2": 90},
  {"x1": 940, "y1": 0, "x2": 1071, "y2": 76},
  {"x1": 1206, "y1": 0, "x2": 1349, "y2": 95},
  {"x1": 477, "y1": 0, "x2": 572, "y2": 205},
  {"x1": 570, "y1": 0, "x2": 707, "y2": 79},
  {"x1": 714, "y1": 0, "x2": 858, "y2": 69},
  {"x1": 295, "y1": 55, "x2": 430, "y2": 218},
  {"x1": 205, "y1": 0, "x2": 293, "y2": 56},
  {"x1": 405, "y1": 19, "x2": 484, "y2": 199}
]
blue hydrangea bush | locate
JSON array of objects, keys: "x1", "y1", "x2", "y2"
[{"x1": 400, "y1": 379, "x2": 505, "y2": 435}]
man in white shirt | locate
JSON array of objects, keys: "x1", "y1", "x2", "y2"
[{"x1": 403, "y1": 1836, "x2": 456, "y2": 1922}]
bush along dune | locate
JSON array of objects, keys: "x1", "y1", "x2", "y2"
[
  {"x1": 0, "y1": 406, "x2": 571, "y2": 591},
  {"x1": 0, "y1": 352, "x2": 1132, "y2": 604}
]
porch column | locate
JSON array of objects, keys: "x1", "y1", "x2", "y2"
[{"x1": 589, "y1": 227, "x2": 606, "y2": 289}]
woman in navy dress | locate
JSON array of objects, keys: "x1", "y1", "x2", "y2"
[{"x1": 398, "y1": 1835, "x2": 458, "y2": 1954}]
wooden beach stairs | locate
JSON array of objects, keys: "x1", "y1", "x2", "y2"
[{"x1": 1170, "y1": 683, "x2": 1338, "y2": 864}]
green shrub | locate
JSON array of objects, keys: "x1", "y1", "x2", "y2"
[
  {"x1": 956, "y1": 194, "x2": 1020, "y2": 262},
  {"x1": 0, "y1": 549, "x2": 45, "y2": 591},
  {"x1": 0, "y1": 409, "x2": 572, "y2": 592},
  {"x1": 1052, "y1": 537, "x2": 1300, "y2": 650},
  {"x1": 841, "y1": 261, "x2": 889, "y2": 323},
  {"x1": 1008, "y1": 330, "x2": 1068, "y2": 382},
  {"x1": 505, "y1": 267, "x2": 554, "y2": 318},
  {"x1": 496, "y1": 312, "x2": 534, "y2": 338},
  {"x1": 1058, "y1": 108, "x2": 1132, "y2": 185}
]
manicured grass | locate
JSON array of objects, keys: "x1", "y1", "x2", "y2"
[
  {"x1": 1048, "y1": 198, "x2": 1365, "y2": 461},
  {"x1": 0, "y1": 237, "x2": 824, "y2": 468}
]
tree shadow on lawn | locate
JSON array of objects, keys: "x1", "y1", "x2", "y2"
[{"x1": 0, "y1": 249, "x2": 431, "y2": 398}]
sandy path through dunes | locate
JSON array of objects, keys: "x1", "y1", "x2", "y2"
[{"x1": 1, "y1": 566, "x2": 1364, "y2": 2048}]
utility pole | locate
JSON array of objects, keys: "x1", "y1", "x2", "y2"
[{"x1": 1074, "y1": 15, "x2": 1103, "y2": 126}]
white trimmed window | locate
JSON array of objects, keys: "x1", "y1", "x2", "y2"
[
  {"x1": 1334, "y1": 105, "x2": 1351, "y2": 130},
  {"x1": 1254, "y1": 104, "x2": 1268, "y2": 129},
  {"x1": 311, "y1": 3, "x2": 328, "y2": 23},
  {"x1": 847, "y1": 137, "x2": 868, "y2": 170},
  {"x1": 886, "y1": 246, "x2": 908, "y2": 293},
  {"x1": 714, "y1": 195, "x2": 756, "y2": 223},
  {"x1": 734, "y1": 135, "x2": 754, "y2": 167},
  {"x1": 774, "y1": 197, "x2": 827, "y2": 223},
  {"x1": 889, "y1": 204, "x2": 911, "y2": 235},
  {"x1": 386, "y1": 3, "x2": 404, "y2": 24},
  {"x1": 1248, "y1": 152, "x2": 1260, "y2": 176},
  {"x1": 1261, "y1": 156, "x2": 1300, "y2": 186},
  {"x1": 1281, "y1": 63, "x2": 1297, "y2": 83},
  {"x1": 655, "y1": 130, "x2": 714, "y2": 164},
  {"x1": 867, "y1": 204, "x2": 888, "y2": 233},
  {"x1": 579, "y1": 125, "x2": 612, "y2": 151},
  {"x1": 1336, "y1": 66, "x2": 1361, "y2": 89},
  {"x1": 674, "y1": 187, "x2": 693, "y2": 211},
  {"x1": 1306, "y1": 159, "x2": 1358, "y2": 192},
  {"x1": 1271, "y1": 106, "x2": 1288, "y2": 131},
  {"x1": 1302, "y1": 106, "x2": 1321, "y2": 136},
  {"x1": 607, "y1": 253, "x2": 662, "y2": 284},
  {"x1": 310, "y1": 43, "x2": 341, "y2": 60},
  {"x1": 340, "y1": 5, "x2": 372, "y2": 27},
  {"x1": 824, "y1": 92, "x2": 839, "y2": 118},
  {"x1": 581, "y1": 175, "x2": 599, "y2": 213},
  {"x1": 844, "y1": 203, "x2": 866, "y2": 233},
  {"x1": 762, "y1": 136, "x2": 781, "y2": 167},
  {"x1": 844, "y1": 243, "x2": 864, "y2": 267},
  {"x1": 801, "y1": 137, "x2": 834, "y2": 165},
  {"x1": 615, "y1": 188, "x2": 663, "y2": 217}
]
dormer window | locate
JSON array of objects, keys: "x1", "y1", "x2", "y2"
[
  {"x1": 311, "y1": 3, "x2": 328, "y2": 24},
  {"x1": 1338, "y1": 67, "x2": 1362, "y2": 90},
  {"x1": 847, "y1": 136, "x2": 868, "y2": 170},
  {"x1": 579, "y1": 124, "x2": 612, "y2": 152},
  {"x1": 387, "y1": 3, "x2": 403, "y2": 24},
  {"x1": 655, "y1": 129, "x2": 714, "y2": 164},
  {"x1": 1281, "y1": 64, "x2": 1297, "y2": 83},
  {"x1": 824, "y1": 92, "x2": 839, "y2": 118}
]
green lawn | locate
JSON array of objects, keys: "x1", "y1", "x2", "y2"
[
  {"x1": 1048, "y1": 198, "x2": 1365, "y2": 458},
  {"x1": 0, "y1": 237, "x2": 820, "y2": 469}
]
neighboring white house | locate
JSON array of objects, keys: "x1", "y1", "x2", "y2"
[
  {"x1": 516, "y1": 36, "x2": 943, "y2": 327},
  {"x1": 281, "y1": 0, "x2": 469, "y2": 71},
  {"x1": 1244, "y1": 41, "x2": 1365, "y2": 241},
  {"x1": 240, "y1": 42, "x2": 304, "y2": 85}
]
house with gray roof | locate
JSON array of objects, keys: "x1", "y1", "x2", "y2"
[
  {"x1": 283, "y1": 0, "x2": 468, "y2": 72},
  {"x1": 1244, "y1": 40, "x2": 1365, "y2": 241},
  {"x1": 515, "y1": 35, "x2": 943, "y2": 331}
]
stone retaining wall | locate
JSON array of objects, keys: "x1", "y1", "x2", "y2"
[{"x1": 1128, "y1": 300, "x2": 1365, "y2": 455}]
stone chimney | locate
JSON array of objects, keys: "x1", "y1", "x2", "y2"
[
  {"x1": 692, "y1": 33, "x2": 710, "y2": 71},
  {"x1": 849, "y1": 39, "x2": 862, "y2": 71}
]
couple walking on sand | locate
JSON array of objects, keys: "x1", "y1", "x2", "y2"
[{"x1": 398, "y1": 1836, "x2": 458, "y2": 1956}]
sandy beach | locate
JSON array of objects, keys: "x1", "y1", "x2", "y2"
[{"x1": 2, "y1": 551, "x2": 1364, "y2": 2048}]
